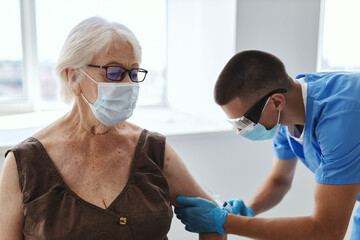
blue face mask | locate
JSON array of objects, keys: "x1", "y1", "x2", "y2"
[
  {"x1": 240, "y1": 110, "x2": 281, "y2": 141},
  {"x1": 80, "y1": 69, "x2": 139, "y2": 126}
]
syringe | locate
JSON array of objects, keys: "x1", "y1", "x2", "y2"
[{"x1": 202, "y1": 185, "x2": 233, "y2": 213}]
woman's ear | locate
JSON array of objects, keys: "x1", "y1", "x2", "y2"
[{"x1": 66, "y1": 68, "x2": 81, "y2": 96}]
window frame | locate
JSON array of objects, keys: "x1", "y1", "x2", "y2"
[
  {"x1": 0, "y1": 0, "x2": 39, "y2": 114},
  {"x1": 316, "y1": 0, "x2": 326, "y2": 72}
]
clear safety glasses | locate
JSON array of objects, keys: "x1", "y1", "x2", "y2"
[{"x1": 227, "y1": 88, "x2": 287, "y2": 135}]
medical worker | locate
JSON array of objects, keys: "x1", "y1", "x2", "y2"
[{"x1": 174, "y1": 50, "x2": 360, "y2": 239}]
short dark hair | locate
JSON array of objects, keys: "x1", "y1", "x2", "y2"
[{"x1": 214, "y1": 50, "x2": 293, "y2": 106}]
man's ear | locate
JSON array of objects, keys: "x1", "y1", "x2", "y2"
[
  {"x1": 66, "y1": 68, "x2": 81, "y2": 96},
  {"x1": 271, "y1": 93, "x2": 286, "y2": 110}
]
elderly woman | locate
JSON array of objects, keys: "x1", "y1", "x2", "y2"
[{"x1": 0, "y1": 17, "x2": 225, "y2": 240}]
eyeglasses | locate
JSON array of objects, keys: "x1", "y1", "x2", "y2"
[
  {"x1": 227, "y1": 88, "x2": 287, "y2": 134},
  {"x1": 87, "y1": 64, "x2": 148, "y2": 82}
]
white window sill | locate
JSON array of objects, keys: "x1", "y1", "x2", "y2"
[{"x1": 0, "y1": 106, "x2": 233, "y2": 148}]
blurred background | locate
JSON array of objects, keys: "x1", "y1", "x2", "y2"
[{"x1": 0, "y1": 0, "x2": 359, "y2": 239}]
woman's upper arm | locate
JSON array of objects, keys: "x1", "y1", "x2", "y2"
[
  {"x1": 163, "y1": 142, "x2": 226, "y2": 240},
  {"x1": 0, "y1": 151, "x2": 24, "y2": 239},
  {"x1": 163, "y1": 142, "x2": 212, "y2": 206}
]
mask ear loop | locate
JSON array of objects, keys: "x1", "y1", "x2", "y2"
[
  {"x1": 262, "y1": 97, "x2": 281, "y2": 125},
  {"x1": 79, "y1": 68, "x2": 97, "y2": 106},
  {"x1": 80, "y1": 68, "x2": 98, "y2": 84},
  {"x1": 81, "y1": 93, "x2": 92, "y2": 106},
  {"x1": 261, "y1": 97, "x2": 271, "y2": 114},
  {"x1": 277, "y1": 110, "x2": 281, "y2": 125}
]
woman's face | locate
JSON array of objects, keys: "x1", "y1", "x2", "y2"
[{"x1": 80, "y1": 41, "x2": 139, "y2": 104}]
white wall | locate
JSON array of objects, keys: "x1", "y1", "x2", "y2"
[
  {"x1": 167, "y1": 0, "x2": 237, "y2": 123},
  {"x1": 0, "y1": 147, "x2": 6, "y2": 170},
  {"x1": 236, "y1": 0, "x2": 321, "y2": 77}
]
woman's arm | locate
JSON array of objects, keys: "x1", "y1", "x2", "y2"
[
  {"x1": 0, "y1": 152, "x2": 24, "y2": 239},
  {"x1": 163, "y1": 141, "x2": 226, "y2": 240}
]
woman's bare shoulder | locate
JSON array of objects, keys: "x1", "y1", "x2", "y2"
[
  {"x1": 32, "y1": 117, "x2": 65, "y2": 142},
  {"x1": 119, "y1": 121, "x2": 143, "y2": 132},
  {"x1": 115, "y1": 121, "x2": 144, "y2": 140}
]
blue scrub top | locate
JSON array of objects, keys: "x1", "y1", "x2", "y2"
[{"x1": 273, "y1": 71, "x2": 360, "y2": 200}]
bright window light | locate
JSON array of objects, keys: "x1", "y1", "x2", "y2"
[
  {"x1": 35, "y1": 0, "x2": 167, "y2": 107},
  {"x1": 0, "y1": 0, "x2": 23, "y2": 101},
  {"x1": 319, "y1": 0, "x2": 360, "y2": 71}
]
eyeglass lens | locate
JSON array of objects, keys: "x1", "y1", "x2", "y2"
[{"x1": 106, "y1": 66, "x2": 146, "y2": 82}]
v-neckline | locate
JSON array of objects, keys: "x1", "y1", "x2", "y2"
[{"x1": 29, "y1": 129, "x2": 146, "y2": 214}]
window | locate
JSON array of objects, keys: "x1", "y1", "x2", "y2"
[
  {"x1": 0, "y1": 0, "x2": 23, "y2": 101},
  {"x1": 318, "y1": 0, "x2": 360, "y2": 71},
  {"x1": 0, "y1": 0, "x2": 237, "y2": 143},
  {"x1": 0, "y1": 0, "x2": 167, "y2": 113}
]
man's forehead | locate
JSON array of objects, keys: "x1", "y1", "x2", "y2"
[{"x1": 220, "y1": 97, "x2": 249, "y2": 119}]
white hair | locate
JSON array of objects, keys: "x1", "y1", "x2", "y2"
[{"x1": 55, "y1": 16, "x2": 142, "y2": 104}]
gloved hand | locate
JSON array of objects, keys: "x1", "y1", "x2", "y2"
[
  {"x1": 228, "y1": 199, "x2": 254, "y2": 217},
  {"x1": 175, "y1": 196, "x2": 228, "y2": 235}
]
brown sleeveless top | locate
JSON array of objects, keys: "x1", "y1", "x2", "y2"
[{"x1": 6, "y1": 129, "x2": 173, "y2": 240}]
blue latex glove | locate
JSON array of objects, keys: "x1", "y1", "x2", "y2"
[
  {"x1": 175, "y1": 196, "x2": 228, "y2": 235},
  {"x1": 228, "y1": 199, "x2": 255, "y2": 217}
]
